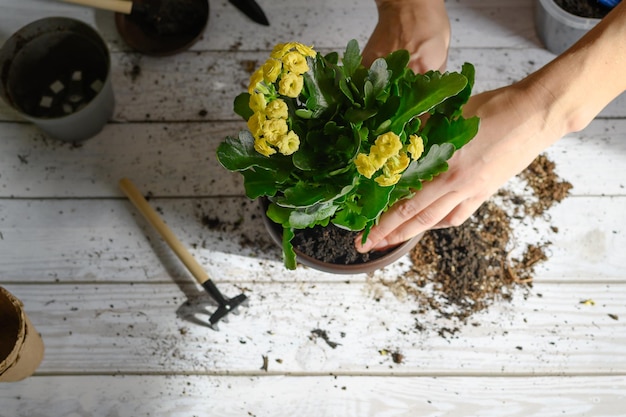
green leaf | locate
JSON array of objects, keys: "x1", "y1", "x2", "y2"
[
  {"x1": 389, "y1": 72, "x2": 468, "y2": 134},
  {"x1": 342, "y1": 39, "x2": 362, "y2": 78},
  {"x1": 422, "y1": 114, "x2": 480, "y2": 150},
  {"x1": 384, "y1": 49, "x2": 410, "y2": 84},
  {"x1": 282, "y1": 226, "x2": 297, "y2": 270},
  {"x1": 397, "y1": 143, "x2": 455, "y2": 187},
  {"x1": 365, "y1": 58, "x2": 390, "y2": 105},
  {"x1": 216, "y1": 131, "x2": 289, "y2": 173},
  {"x1": 288, "y1": 202, "x2": 338, "y2": 229},
  {"x1": 240, "y1": 168, "x2": 282, "y2": 199},
  {"x1": 233, "y1": 93, "x2": 253, "y2": 120},
  {"x1": 358, "y1": 178, "x2": 393, "y2": 221},
  {"x1": 332, "y1": 208, "x2": 368, "y2": 231},
  {"x1": 433, "y1": 63, "x2": 476, "y2": 117},
  {"x1": 345, "y1": 107, "x2": 378, "y2": 123}
]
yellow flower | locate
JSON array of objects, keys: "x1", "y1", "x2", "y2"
[
  {"x1": 384, "y1": 153, "x2": 410, "y2": 176},
  {"x1": 247, "y1": 111, "x2": 266, "y2": 137},
  {"x1": 263, "y1": 58, "x2": 282, "y2": 83},
  {"x1": 294, "y1": 43, "x2": 316, "y2": 58},
  {"x1": 276, "y1": 130, "x2": 300, "y2": 155},
  {"x1": 375, "y1": 173, "x2": 402, "y2": 187},
  {"x1": 248, "y1": 68, "x2": 264, "y2": 94},
  {"x1": 254, "y1": 138, "x2": 276, "y2": 157},
  {"x1": 407, "y1": 135, "x2": 424, "y2": 160},
  {"x1": 265, "y1": 98, "x2": 288, "y2": 119},
  {"x1": 371, "y1": 132, "x2": 403, "y2": 159},
  {"x1": 249, "y1": 92, "x2": 267, "y2": 113},
  {"x1": 270, "y1": 42, "x2": 289, "y2": 59},
  {"x1": 271, "y1": 42, "x2": 315, "y2": 59},
  {"x1": 262, "y1": 118, "x2": 289, "y2": 144},
  {"x1": 355, "y1": 154, "x2": 378, "y2": 179},
  {"x1": 278, "y1": 72, "x2": 304, "y2": 98},
  {"x1": 282, "y1": 51, "x2": 309, "y2": 75}
]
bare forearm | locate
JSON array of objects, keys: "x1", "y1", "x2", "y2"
[{"x1": 529, "y1": 2, "x2": 626, "y2": 137}]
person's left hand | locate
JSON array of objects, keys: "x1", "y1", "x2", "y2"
[{"x1": 362, "y1": 0, "x2": 450, "y2": 73}]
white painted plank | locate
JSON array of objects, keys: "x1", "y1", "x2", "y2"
[
  {"x1": 0, "y1": 375, "x2": 624, "y2": 417},
  {"x1": 1, "y1": 45, "x2": 622, "y2": 126},
  {"x1": 1, "y1": 194, "x2": 625, "y2": 283},
  {"x1": 1, "y1": 118, "x2": 625, "y2": 198},
  {"x1": 2, "y1": 282, "x2": 625, "y2": 375},
  {"x1": 0, "y1": 0, "x2": 539, "y2": 53}
]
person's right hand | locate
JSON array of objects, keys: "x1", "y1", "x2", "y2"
[{"x1": 362, "y1": 0, "x2": 450, "y2": 73}]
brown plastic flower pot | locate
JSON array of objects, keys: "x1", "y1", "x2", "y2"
[
  {"x1": 0, "y1": 17, "x2": 114, "y2": 142},
  {"x1": 0, "y1": 287, "x2": 45, "y2": 382}
]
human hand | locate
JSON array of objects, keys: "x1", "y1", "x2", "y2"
[
  {"x1": 355, "y1": 81, "x2": 568, "y2": 253},
  {"x1": 362, "y1": 0, "x2": 450, "y2": 73}
]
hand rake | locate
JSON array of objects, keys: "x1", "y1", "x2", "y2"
[{"x1": 119, "y1": 177, "x2": 248, "y2": 329}]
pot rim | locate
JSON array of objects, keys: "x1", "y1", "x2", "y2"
[{"x1": 538, "y1": 0, "x2": 601, "y2": 29}]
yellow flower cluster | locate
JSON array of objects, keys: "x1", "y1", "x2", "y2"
[
  {"x1": 355, "y1": 133, "x2": 424, "y2": 186},
  {"x1": 247, "y1": 42, "x2": 316, "y2": 157}
]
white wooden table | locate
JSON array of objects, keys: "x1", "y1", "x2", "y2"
[{"x1": 1, "y1": 0, "x2": 625, "y2": 415}]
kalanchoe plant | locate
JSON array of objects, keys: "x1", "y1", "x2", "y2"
[{"x1": 217, "y1": 40, "x2": 479, "y2": 270}]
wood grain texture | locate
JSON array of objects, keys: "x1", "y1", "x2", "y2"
[
  {"x1": 2, "y1": 282, "x2": 625, "y2": 375},
  {"x1": 1, "y1": 0, "x2": 625, "y2": 415},
  {"x1": 1, "y1": 375, "x2": 624, "y2": 417}
]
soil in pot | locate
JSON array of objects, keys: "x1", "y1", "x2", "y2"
[
  {"x1": 555, "y1": 0, "x2": 613, "y2": 18},
  {"x1": 5, "y1": 33, "x2": 108, "y2": 119},
  {"x1": 291, "y1": 224, "x2": 394, "y2": 265}
]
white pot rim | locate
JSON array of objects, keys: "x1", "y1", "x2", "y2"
[{"x1": 538, "y1": 0, "x2": 601, "y2": 29}]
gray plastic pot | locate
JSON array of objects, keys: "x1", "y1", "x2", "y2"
[
  {"x1": 0, "y1": 17, "x2": 114, "y2": 142},
  {"x1": 535, "y1": 0, "x2": 601, "y2": 55}
]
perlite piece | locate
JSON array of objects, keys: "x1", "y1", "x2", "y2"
[
  {"x1": 39, "y1": 95, "x2": 53, "y2": 108},
  {"x1": 90, "y1": 79, "x2": 103, "y2": 93},
  {"x1": 49, "y1": 80, "x2": 65, "y2": 94}
]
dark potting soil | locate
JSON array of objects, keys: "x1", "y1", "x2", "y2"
[
  {"x1": 292, "y1": 224, "x2": 393, "y2": 265},
  {"x1": 555, "y1": 0, "x2": 614, "y2": 18},
  {"x1": 130, "y1": 0, "x2": 207, "y2": 36},
  {"x1": 7, "y1": 34, "x2": 107, "y2": 119}
]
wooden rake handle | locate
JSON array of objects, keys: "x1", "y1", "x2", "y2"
[
  {"x1": 118, "y1": 178, "x2": 210, "y2": 285},
  {"x1": 59, "y1": 0, "x2": 133, "y2": 14}
]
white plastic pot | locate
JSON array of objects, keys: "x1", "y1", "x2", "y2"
[{"x1": 534, "y1": 0, "x2": 601, "y2": 55}]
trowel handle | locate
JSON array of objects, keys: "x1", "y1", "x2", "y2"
[
  {"x1": 118, "y1": 177, "x2": 211, "y2": 285},
  {"x1": 59, "y1": 0, "x2": 133, "y2": 14}
]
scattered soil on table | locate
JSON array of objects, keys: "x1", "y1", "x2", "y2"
[
  {"x1": 370, "y1": 153, "x2": 573, "y2": 335},
  {"x1": 555, "y1": 0, "x2": 613, "y2": 18}
]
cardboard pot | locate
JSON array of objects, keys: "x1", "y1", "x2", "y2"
[{"x1": 0, "y1": 286, "x2": 45, "y2": 382}]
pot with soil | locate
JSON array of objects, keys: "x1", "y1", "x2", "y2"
[
  {"x1": 0, "y1": 17, "x2": 114, "y2": 142},
  {"x1": 217, "y1": 40, "x2": 480, "y2": 272},
  {"x1": 0, "y1": 286, "x2": 45, "y2": 382},
  {"x1": 115, "y1": 0, "x2": 210, "y2": 56},
  {"x1": 260, "y1": 197, "x2": 422, "y2": 274},
  {"x1": 535, "y1": 0, "x2": 614, "y2": 55}
]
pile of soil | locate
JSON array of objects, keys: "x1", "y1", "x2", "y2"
[
  {"x1": 371, "y1": 154, "x2": 572, "y2": 334},
  {"x1": 556, "y1": 0, "x2": 614, "y2": 18}
]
